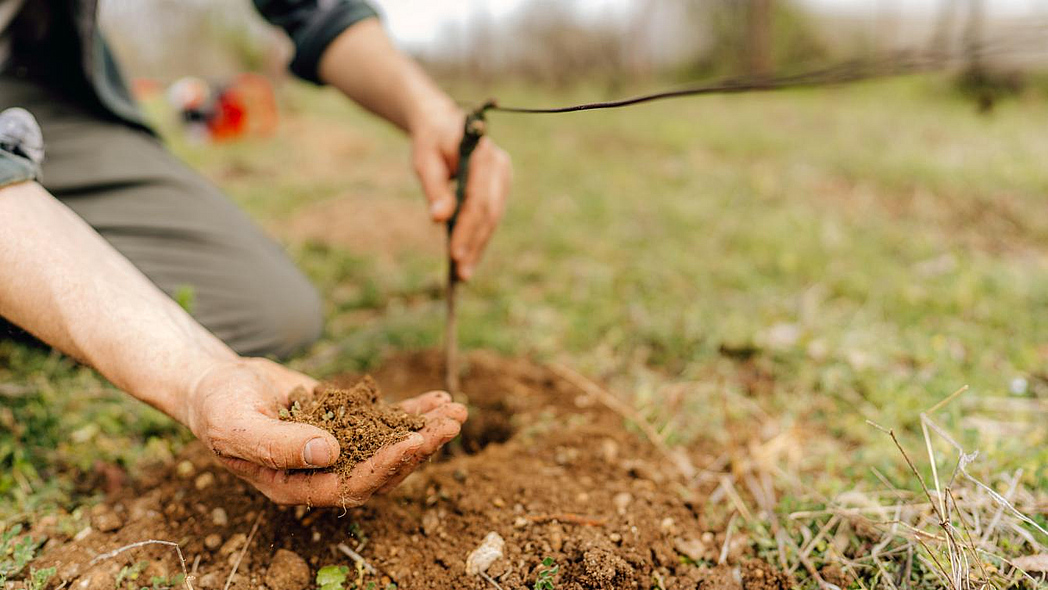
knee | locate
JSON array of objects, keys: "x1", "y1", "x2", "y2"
[{"x1": 224, "y1": 277, "x2": 324, "y2": 360}]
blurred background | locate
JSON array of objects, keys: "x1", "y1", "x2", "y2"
[{"x1": 100, "y1": 0, "x2": 1048, "y2": 100}]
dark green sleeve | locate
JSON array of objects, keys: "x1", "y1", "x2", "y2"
[{"x1": 251, "y1": 0, "x2": 379, "y2": 84}]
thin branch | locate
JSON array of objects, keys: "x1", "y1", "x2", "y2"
[
  {"x1": 223, "y1": 513, "x2": 262, "y2": 590},
  {"x1": 89, "y1": 539, "x2": 194, "y2": 590}
]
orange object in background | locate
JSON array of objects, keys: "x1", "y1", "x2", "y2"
[{"x1": 165, "y1": 74, "x2": 278, "y2": 142}]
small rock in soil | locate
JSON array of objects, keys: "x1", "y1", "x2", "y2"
[
  {"x1": 176, "y1": 460, "x2": 195, "y2": 478},
  {"x1": 673, "y1": 536, "x2": 707, "y2": 561},
  {"x1": 219, "y1": 533, "x2": 246, "y2": 556},
  {"x1": 194, "y1": 472, "x2": 215, "y2": 490},
  {"x1": 211, "y1": 507, "x2": 228, "y2": 526},
  {"x1": 195, "y1": 571, "x2": 223, "y2": 590},
  {"x1": 612, "y1": 492, "x2": 632, "y2": 514},
  {"x1": 204, "y1": 534, "x2": 223, "y2": 551},
  {"x1": 89, "y1": 506, "x2": 122, "y2": 533},
  {"x1": 264, "y1": 549, "x2": 311, "y2": 590},
  {"x1": 421, "y1": 511, "x2": 440, "y2": 536}
]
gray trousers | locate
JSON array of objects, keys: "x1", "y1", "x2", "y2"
[{"x1": 0, "y1": 75, "x2": 323, "y2": 358}]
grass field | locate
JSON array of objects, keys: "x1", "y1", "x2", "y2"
[{"x1": 2, "y1": 76, "x2": 1047, "y2": 587}]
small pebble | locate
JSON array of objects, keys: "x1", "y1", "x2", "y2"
[
  {"x1": 194, "y1": 472, "x2": 215, "y2": 490},
  {"x1": 492, "y1": 497, "x2": 505, "y2": 508},
  {"x1": 421, "y1": 511, "x2": 440, "y2": 536},
  {"x1": 660, "y1": 517, "x2": 676, "y2": 533},
  {"x1": 513, "y1": 517, "x2": 529, "y2": 529},
  {"x1": 176, "y1": 461, "x2": 195, "y2": 478},
  {"x1": 613, "y1": 492, "x2": 633, "y2": 515},
  {"x1": 211, "y1": 507, "x2": 228, "y2": 527},
  {"x1": 609, "y1": 533, "x2": 623, "y2": 544},
  {"x1": 294, "y1": 506, "x2": 308, "y2": 520},
  {"x1": 204, "y1": 534, "x2": 222, "y2": 551},
  {"x1": 550, "y1": 527, "x2": 564, "y2": 552}
]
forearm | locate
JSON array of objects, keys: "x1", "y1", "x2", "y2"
[
  {"x1": 318, "y1": 19, "x2": 459, "y2": 134},
  {"x1": 0, "y1": 182, "x2": 236, "y2": 423}
]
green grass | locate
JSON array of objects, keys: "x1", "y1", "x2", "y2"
[{"x1": 2, "y1": 75, "x2": 1046, "y2": 587}]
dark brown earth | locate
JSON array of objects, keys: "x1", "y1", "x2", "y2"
[
  {"x1": 26, "y1": 351, "x2": 791, "y2": 590},
  {"x1": 284, "y1": 377, "x2": 425, "y2": 477}
]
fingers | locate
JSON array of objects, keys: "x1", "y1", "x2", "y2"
[
  {"x1": 397, "y1": 390, "x2": 452, "y2": 415},
  {"x1": 375, "y1": 404, "x2": 466, "y2": 495},
  {"x1": 219, "y1": 432, "x2": 425, "y2": 507},
  {"x1": 207, "y1": 409, "x2": 340, "y2": 471},
  {"x1": 449, "y1": 138, "x2": 511, "y2": 280},
  {"x1": 413, "y1": 146, "x2": 456, "y2": 222},
  {"x1": 219, "y1": 456, "x2": 344, "y2": 506},
  {"x1": 343, "y1": 432, "x2": 425, "y2": 499}
]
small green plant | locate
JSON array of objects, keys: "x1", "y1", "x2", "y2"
[
  {"x1": 148, "y1": 572, "x2": 186, "y2": 590},
  {"x1": 0, "y1": 524, "x2": 45, "y2": 586},
  {"x1": 533, "y1": 557, "x2": 558, "y2": 590},
  {"x1": 115, "y1": 560, "x2": 148, "y2": 589},
  {"x1": 29, "y1": 566, "x2": 56, "y2": 590},
  {"x1": 315, "y1": 565, "x2": 349, "y2": 590}
]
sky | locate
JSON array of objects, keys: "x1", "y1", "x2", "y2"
[{"x1": 373, "y1": 0, "x2": 1041, "y2": 49}]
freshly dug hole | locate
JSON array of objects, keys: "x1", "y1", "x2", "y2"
[
  {"x1": 26, "y1": 351, "x2": 791, "y2": 590},
  {"x1": 283, "y1": 376, "x2": 425, "y2": 476}
]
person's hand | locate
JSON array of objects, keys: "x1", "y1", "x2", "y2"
[
  {"x1": 182, "y1": 357, "x2": 467, "y2": 506},
  {"x1": 411, "y1": 105, "x2": 512, "y2": 281}
]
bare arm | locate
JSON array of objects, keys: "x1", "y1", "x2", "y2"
[
  {"x1": 0, "y1": 181, "x2": 234, "y2": 420},
  {"x1": 318, "y1": 19, "x2": 512, "y2": 280},
  {"x1": 0, "y1": 181, "x2": 465, "y2": 505}
]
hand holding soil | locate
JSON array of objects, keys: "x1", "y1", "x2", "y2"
[{"x1": 183, "y1": 357, "x2": 466, "y2": 506}]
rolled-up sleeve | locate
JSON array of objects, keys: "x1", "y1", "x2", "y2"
[
  {"x1": 0, "y1": 108, "x2": 44, "y2": 188},
  {"x1": 0, "y1": 151, "x2": 38, "y2": 188},
  {"x1": 252, "y1": 0, "x2": 379, "y2": 84}
]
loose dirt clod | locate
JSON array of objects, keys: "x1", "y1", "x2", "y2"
[{"x1": 283, "y1": 376, "x2": 425, "y2": 476}]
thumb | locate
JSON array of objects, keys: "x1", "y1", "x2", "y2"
[
  {"x1": 413, "y1": 147, "x2": 456, "y2": 222},
  {"x1": 215, "y1": 412, "x2": 340, "y2": 471}
]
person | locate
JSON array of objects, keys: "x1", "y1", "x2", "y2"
[{"x1": 0, "y1": 0, "x2": 513, "y2": 506}]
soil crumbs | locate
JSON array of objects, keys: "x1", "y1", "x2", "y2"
[
  {"x1": 27, "y1": 351, "x2": 790, "y2": 590},
  {"x1": 284, "y1": 377, "x2": 425, "y2": 476}
]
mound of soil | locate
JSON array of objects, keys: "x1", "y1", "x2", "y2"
[
  {"x1": 26, "y1": 351, "x2": 790, "y2": 590},
  {"x1": 283, "y1": 377, "x2": 425, "y2": 476}
]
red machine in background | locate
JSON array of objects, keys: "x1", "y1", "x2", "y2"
[{"x1": 165, "y1": 73, "x2": 278, "y2": 142}]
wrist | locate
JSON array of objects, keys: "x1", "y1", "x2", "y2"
[{"x1": 405, "y1": 96, "x2": 462, "y2": 139}]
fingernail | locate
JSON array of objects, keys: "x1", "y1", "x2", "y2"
[
  {"x1": 460, "y1": 265, "x2": 473, "y2": 280},
  {"x1": 429, "y1": 202, "x2": 442, "y2": 218},
  {"x1": 454, "y1": 247, "x2": 467, "y2": 260},
  {"x1": 406, "y1": 433, "x2": 424, "y2": 448},
  {"x1": 303, "y1": 438, "x2": 332, "y2": 467}
]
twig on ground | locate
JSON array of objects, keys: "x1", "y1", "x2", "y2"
[
  {"x1": 478, "y1": 571, "x2": 504, "y2": 590},
  {"x1": 718, "y1": 512, "x2": 738, "y2": 565},
  {"x1": 336, "y1": 543, "x2": 376, "y2": 575},
  {"x1": 223, "y1": 513, "x2": 262, "y2": 590},
  {"x1": 925, "y1": 385, "x2": 969, "y2": 415},
  {"x1": 718, "y1": 475, "x2": 755, "y2": 522},
  {"x1": 980, "y1": 469, "x2": 1021, "y2": 546},
  {"x1": 89, "y1": 539, "x2": 194, "y2": 590},
  {"x1": 549, "y1": 363, "x2": 696, "y2": 479}
]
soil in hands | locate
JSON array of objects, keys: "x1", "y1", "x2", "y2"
[
  {"x1": 26, "y1": 351, "x2": 791, "y2": 590},
  {"x1": 283, "y1": 376, "x2": 425, "y2": 477}
]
